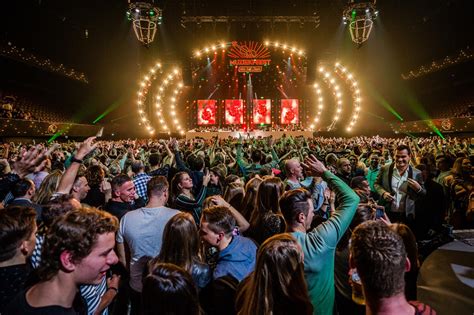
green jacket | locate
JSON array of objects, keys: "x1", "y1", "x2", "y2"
[{"x1": 292, "y1": 171, "x2": 359, "y2": 315}]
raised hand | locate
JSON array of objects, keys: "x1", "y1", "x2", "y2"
[{"x1": 301, "y1": 154, "x2": 327, "y2": 177}]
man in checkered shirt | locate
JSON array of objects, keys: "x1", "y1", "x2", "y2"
[{"x1": 132, "y1": 161, "x2": 151, "y2": 202}]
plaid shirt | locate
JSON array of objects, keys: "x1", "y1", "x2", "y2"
[{"x1": 133, "y1": 172, "x2": 151, "y2": 202}]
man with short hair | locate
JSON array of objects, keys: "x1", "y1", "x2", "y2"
[
  {"x1": 116, "y1": 176, "x2": 180, "y2": 314},
  {"x1": 279, "y1": 155, "x2": 359, "y2": 315},
  {"x1": 284, "y1": 158, "x2": 327, "y2": 211},
  {"x1": 71, "y1": 175, "x2": 90, "y2": 203},
  {"x1": 200, "y1": 206, "x2": 257, "y2": 282},
  {"x1": 103, "y1": 174, "x2": 145, "y2": 220},
  {"x1": 4, "y1": 207, "x2": 119, "y2": 314},
  {"x1": 131, "y1": 160, "x2": 151, "y2": 202},
  {"x1": 0, "y1": 206, "x2": 37, "y2": 313},
  {"x1": 7, "y1": 178, "x2": 42, "y2": 221},
  {"x1": 336, "y1": 158, "x2": 353, "y2": 186},
  {"x1": 374, "y1": 145, "x2": 426, "y2": 223},
  {"x1": 350, "y1": 221, "x2": 436, "y2": 314}
]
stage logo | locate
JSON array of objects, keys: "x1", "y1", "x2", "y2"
[{"x1": 228, "y1": 41, "x2": 271, "y2": 73}]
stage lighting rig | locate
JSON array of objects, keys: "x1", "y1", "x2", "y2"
[
  {"x1": 126, "y1": 0, "x2": 162, "y2": 46},
  {"x1": 343, "y1": 0, "x2": 378, "y2": 46}
]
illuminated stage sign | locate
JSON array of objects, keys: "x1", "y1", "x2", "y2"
[{"x1": 228, "y1": 41, "x2": 271, "y2": 72}]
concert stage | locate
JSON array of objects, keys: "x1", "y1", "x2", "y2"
[{"x1": 185, "y1": 130, "x2": 313, "y2": 140}]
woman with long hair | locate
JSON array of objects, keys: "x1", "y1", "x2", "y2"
[
  {"x1": 246, "y1": 177, "x2": 286, "y2": 245},
  {"x1": 206, "y1": 166, "x2": 226, "y2": 198},
  {"x1": 32, "y1": 169, "x2": 63, "y2": 205},
  {"x1": 149, "y1": 212, "x2": 211, "y2": 289},
  {"x1": 240, "y1": 176, "x2": 262, "y2": 220},
  {"x1": 235, "y1": 233, "x2": 313, "y2": 315},
  {"x1": 223, "y1": 182, "x2": 245, "y2": 212},
  {"x1": 170, "y1": 171, "x2": 210, "y2": 224},
  {"x1": 143, "y1": 263, "x2": 201, "y2": 315}
]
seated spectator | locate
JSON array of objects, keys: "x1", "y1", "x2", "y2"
[
  {"x1": 350, "y1": 221, "x2": 436, "y2": 314},
  {"x1": 200, "y1": 206, "x2": 257, "y2": 282},
  {"x1": 4, "y1": 207, "x2": 119, "y2": 315},
  {"x1": 149, "y1": 212, "x2": 211, "y2": 290},
  {"x1": 235, "y1": 233, "x2": 313, "y2": 315},
  {"x1": 0, "y1": 206, "x2": 37, "y2": 314},
  {"x1": 142, "y1": 263, "x2": 201, "y2": 315}
]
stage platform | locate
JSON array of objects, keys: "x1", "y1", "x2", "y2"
[{"x1": 185, "y1": 130, "x2": 313, "y2": 140}]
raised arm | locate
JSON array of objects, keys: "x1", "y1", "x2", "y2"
[
  {"x1": 302, "y1": 155, "x2": 359, "y2": 247},
  {"x1": 56, "y1": 137, "x2": 97, "y2": 195}
]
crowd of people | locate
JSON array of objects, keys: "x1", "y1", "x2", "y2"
[{"x1": 0, "y1": 134, "x2": 472, "y2": 315}]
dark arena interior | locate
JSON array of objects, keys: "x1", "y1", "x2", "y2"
[{"x1": 0, "y1": 1, "x2": 473, "y2": 315}]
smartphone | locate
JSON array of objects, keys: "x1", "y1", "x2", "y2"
[{"x1": 375, "y1": 206, "x2": 385, "y2": 219}]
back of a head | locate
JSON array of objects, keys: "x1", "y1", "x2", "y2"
[
  {"x1": 38, "y1": 207, "x2": 118, "y2": 281},
  {"x1": 279, "y1": 189, "x2": 311, "y2": 226},
  {"x1": 350, "y1": 221, "x2": 407, "y2": 299},
  {"x1": 223, "y1": 182, "x2": 245, "y2": 211},
  {"x1": 12, "y1": 179, "x2": 34, "y2": 198},
  {"x1": 0, "y1": 206, "x2": 37, "y2": 262},
  {"x1": 256, "y1": 177, "x2": 283, "y2": 212},
  {"x1": 147, "y1": 176, "x2": 169, "y2": 200},
  {"x1": 131, "y1": 160, "x2": 145, "y2": 174},
  {"x1": 149, "y1": 153, "x2": 161, "y2": 167},
  {"x1": 156, "y1": 213, "x2": 198, "y2": 273},
  {"x1": 142, "y1": 263, "x2": 200, "y2": 315},
  {"x1": 85, "y1": 165, "x2": 105, "y2": 186},
  {"x1": 201, "y1": 206, "x2": 236, "y2": 236},
  {"x1": 236, "y1": 233, "x2": 312, "y2": 315},
  {"x1": 42, "y1": 194, "x2": 79, "y2": 228}
]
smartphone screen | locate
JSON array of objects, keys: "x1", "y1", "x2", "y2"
[{"x1": 375, "y1": 207, "x2": 385, "y2": 219}]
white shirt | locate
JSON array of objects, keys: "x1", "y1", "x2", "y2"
[{"x1": 390, "y1": 167, "x2": 409, "y2": 213}]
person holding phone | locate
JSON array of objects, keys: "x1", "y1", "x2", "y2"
[{"x1": 374, "y1": 145, "x2": 426, "y2": 224}]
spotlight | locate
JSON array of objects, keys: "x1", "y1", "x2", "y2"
[
  {"x1": 342, "y1": 1, "x2": 378, "y2": 45},
  {"x1": 127, "y1": 1, "x2": 163, "y2": 46}
]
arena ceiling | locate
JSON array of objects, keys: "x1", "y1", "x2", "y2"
[{"x1": 1, "y1": 0, "x2": 473, "y2": 126}]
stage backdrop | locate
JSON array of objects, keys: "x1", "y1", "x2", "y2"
[
  {"x1": 225, "y1": 100, "x2": 244, "y2": 125},
  {"x1": 280, "y1": 99, "x2": 299, "y2": 124},
  {"x1": 197, "y1": 100, "x2": 217, "y2": 125},
  {"x1": 253, "y1": 99, "x2": 271, "y2": 124}
]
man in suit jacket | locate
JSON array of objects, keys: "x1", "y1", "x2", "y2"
[
  {"x1": 374, "y1": 145, "x2": 426, "y2": 223},
  {"x1": 7, "y1": 178, "x2": 42, "y2": 222}
]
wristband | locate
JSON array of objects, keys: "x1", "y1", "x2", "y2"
[
  {"x1": 108, "y1": 287, "x2": 118, "y2": 293},
  {"x1": 71, "y1": 156, "x2": 83, "y2": 164}
]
